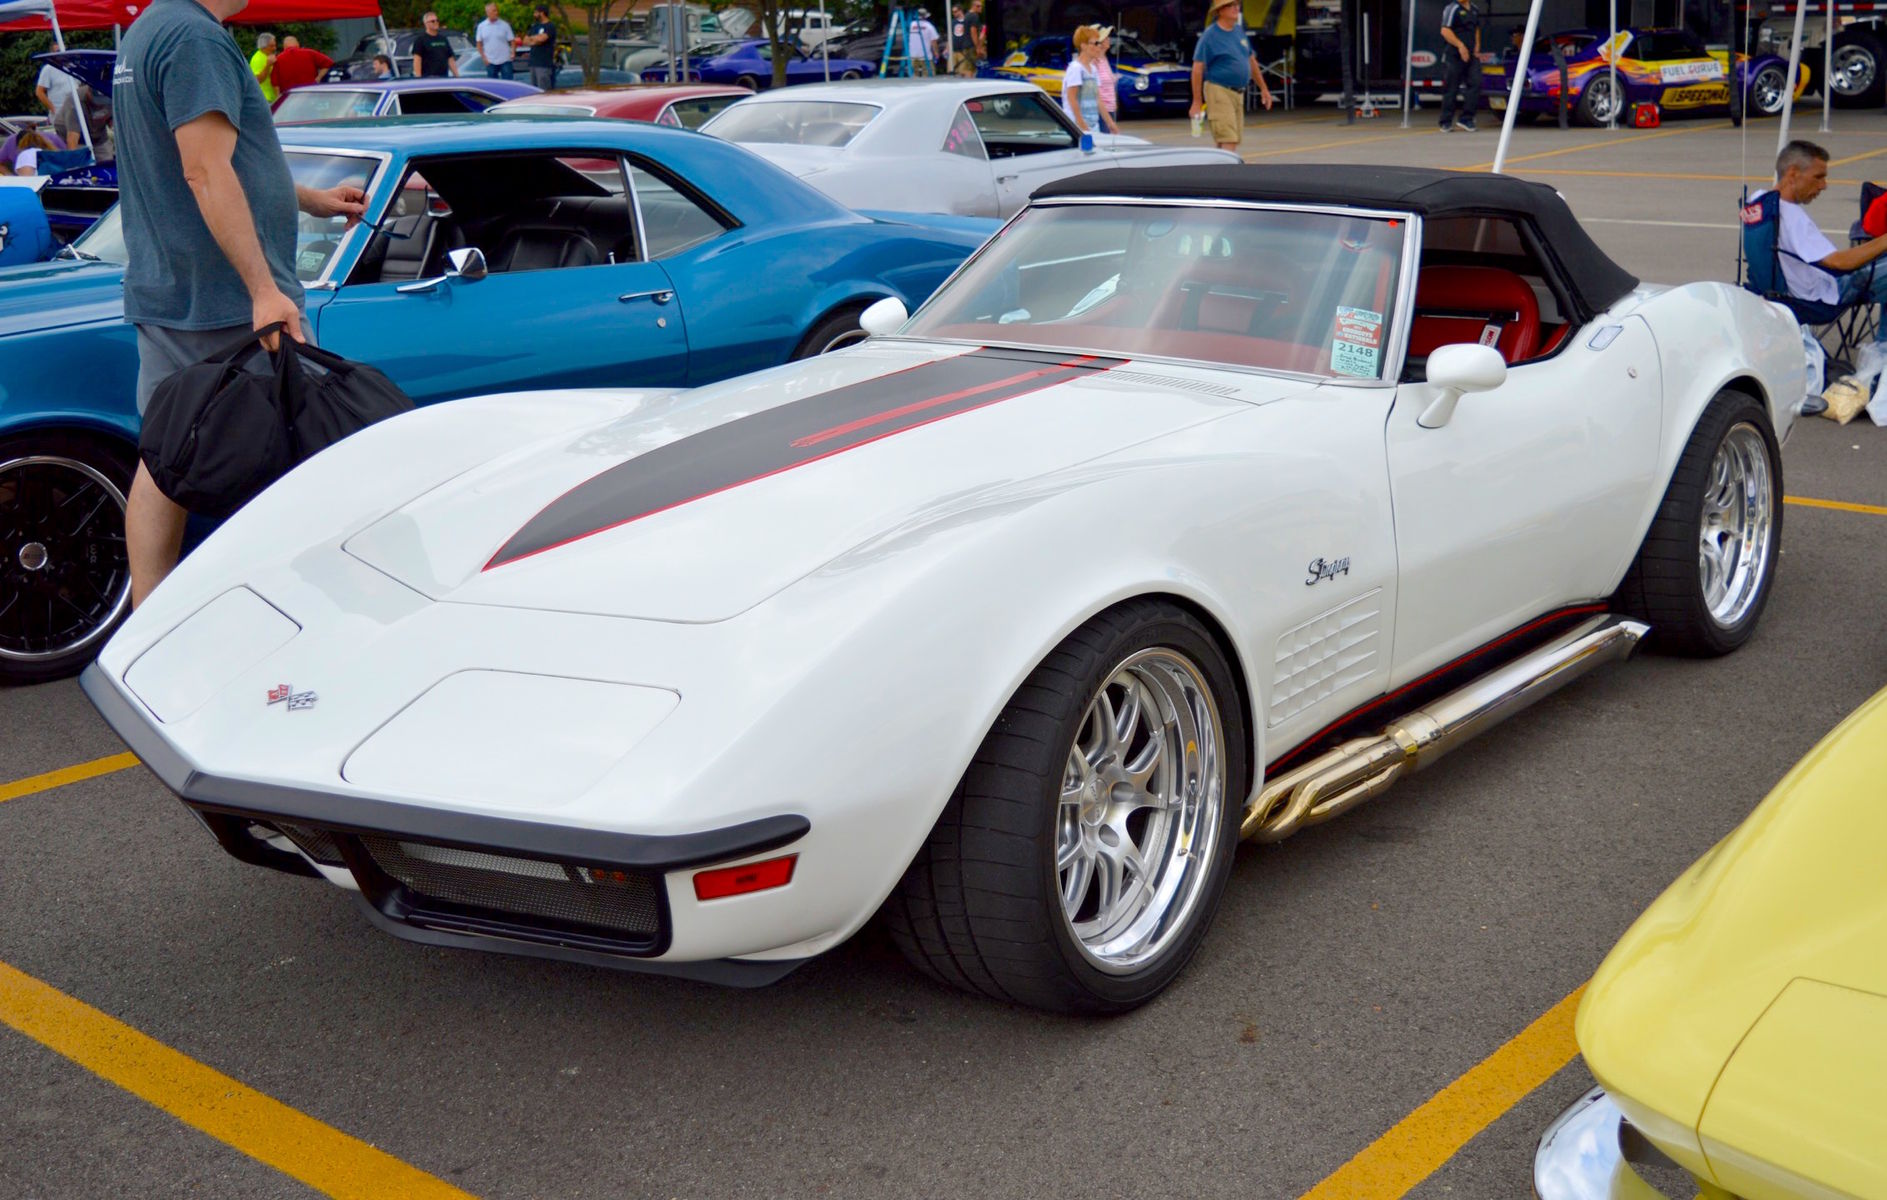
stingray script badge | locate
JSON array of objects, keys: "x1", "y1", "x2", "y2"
[{"x1": 1305, "y1": 556, "x2": 1352, "y2": 586}]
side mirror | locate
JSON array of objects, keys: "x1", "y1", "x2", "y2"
[
  {"x1": 446, "y1": 246, "x2": 487, "y2": 282},
  {"x1": 859, "y1": 295, "x2": 909, "y2": 337},
  {"x1": 1418, "y1": 342, "x2": 1508, "y2": 429}
]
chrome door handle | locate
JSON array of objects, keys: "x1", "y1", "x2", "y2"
[
  {"x1": 397, "y1": 274, "x2": 446, "y2": 294},
  {"x1": 618, "y1": 289, "x2": 674, "y2": 305},
  {"x1": 996, "y1": 174, "x2": 1019, "y2": 184}
]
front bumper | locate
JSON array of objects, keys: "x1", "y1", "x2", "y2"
[
  {"x1": 1534, "y1": 1088, "x2": 1700, "y2": 1200},
  {"x1": 81, "y1": 663, "x2": 812, "y2": 985}
]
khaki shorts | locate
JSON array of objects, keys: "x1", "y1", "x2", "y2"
[{"x1": 1204, "y1": 81, "x2": 1244, "y2": 144}]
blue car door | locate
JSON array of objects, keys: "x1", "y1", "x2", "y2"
[{"x1": 313, "y1": 150, "x2": 688, "y2": 403}]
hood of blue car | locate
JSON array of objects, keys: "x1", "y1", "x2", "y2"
[
  {"x1": 0, "y1": 257, "x2": 124, "y2": 337},
  {"x1": 31, "y1": 50, "x2": 116, "y2": 97}
]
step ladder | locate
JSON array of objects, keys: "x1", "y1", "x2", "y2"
[{"x1": 880, "y1": 6, "x2": 917, "y2": 77}]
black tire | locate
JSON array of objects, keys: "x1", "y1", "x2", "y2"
[
  {"x1": 1830, "y1": 29, "x2": 1886, "y2": 109},
  {"x1": 1612, "y1": 392, "x2": 1782, "y2": 658},
  {"x1": 840, "y1": 69, "x2": 862, "y2": 80},
  {"x1": 1746, "y1": 63, "x2": 1788, "y2": 118},
  {"x1": 735, "y1": 73, "x2": 762, "y2": 91},
  {"x1": 0, "y1": 432, "x2": 136, "y2": 685},
  {"x1": 885, "y1": 600, "x2": 1249, "y2": 1014},
  {"x1": 792, "y1": 305, "x2": 869, "y2": 358},
  {"x1": 1574, "y1": 74, "x2": 1617, "y2": 127}
]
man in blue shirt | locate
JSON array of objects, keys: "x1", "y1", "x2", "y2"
[
  {"x1": 1188, "y1": 0, "x2": 1273, "y2": 151},
  {"x1": 114, "y1": 0, "x2": 365, "y2": 604}
]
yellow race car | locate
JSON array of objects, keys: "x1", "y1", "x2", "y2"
[
  {"x1": 1535, "y1": 688, "x2": 1887, "y2": 1198},
  {"x1": 1484, "y1": 27, "x2": 1808, "y2": 126}
]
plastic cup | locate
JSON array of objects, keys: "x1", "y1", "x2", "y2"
[{"x1": 1080, "y1": 130, "x2": 1094, "y2": 152}]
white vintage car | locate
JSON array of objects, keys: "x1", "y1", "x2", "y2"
[
  {"x1": 699, "y1": 77, "x2": 1240, "y2": 218},
  {"x1": 84, "y1": 166, "x2": 1802, "y2": 1014}
]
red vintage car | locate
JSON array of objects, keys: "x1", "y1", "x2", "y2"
[{"x1": 488, "y1": 84, "x2": 752, "y2": 129}]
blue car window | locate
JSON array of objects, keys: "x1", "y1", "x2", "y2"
[{"x1": 272, "y1": 89, "x2": 381, "y2": 124}]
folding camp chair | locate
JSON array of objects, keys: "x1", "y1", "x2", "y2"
[{"x1": 1740, "y1": 189, "x2": 1879, "y2": 375}]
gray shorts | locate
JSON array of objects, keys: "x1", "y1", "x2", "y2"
[{"x1": 134, "y1": 320, "x2": 314, "y2": 417}]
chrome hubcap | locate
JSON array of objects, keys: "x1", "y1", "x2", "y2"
[
  {"x1": 0, "y1": 455, "x2": 130, "y2": 663},
  {"x1": 1587, "y1": 77, "x2": 1619, "y2": 121},
  {"x1": 1754, "y1": 66, "x2": 1785, "y2": 114},
  {"x1": 1057, "y1": 648, "x2": 1225, "y2": 974},
  {"x1": 1698, "y1": 423, "x2": 1775, "y2": 629},
  {"x1": 1833, "y1": 45, "x2": 1877, "y2": 95}
]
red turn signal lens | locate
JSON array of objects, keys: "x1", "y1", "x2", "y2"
[{"x1": 692, "y1": 854, "x2": 797, "y2": 901}]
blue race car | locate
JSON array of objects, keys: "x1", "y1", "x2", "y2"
[
  {"x1": 0, "y1": 115, "x2": 994, "y2": 683},
  {"x1": 643, "y1": 38, "x2": 877, "y2": 87},
  {"x1": 984, "y1": 34, "x2": 1194, "y2": 115},
  {"x1": 270, "y1": 77, "x2": 542, "y2": 124}
]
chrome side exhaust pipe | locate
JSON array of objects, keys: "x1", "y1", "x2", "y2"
[{"x1": 1242, "y1": 615, "x2": 1649, "y2": 842}]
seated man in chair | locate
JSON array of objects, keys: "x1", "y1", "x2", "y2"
[{"x1": 1756, "y1": 141, "x2": 1887, "y2": 401}]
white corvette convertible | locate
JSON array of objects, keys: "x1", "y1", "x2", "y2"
[{"x1": 85, "y1": 166, "x2": 1802, "y2": 1014}]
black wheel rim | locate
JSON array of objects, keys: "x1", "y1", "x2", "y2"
[{"x1": 0, "y1": 455, "x2": 130, "y2": 667}]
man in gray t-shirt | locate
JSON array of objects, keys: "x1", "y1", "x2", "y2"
[{"x1": 115, "y1": 0, "x2": 365, "y2": 606}]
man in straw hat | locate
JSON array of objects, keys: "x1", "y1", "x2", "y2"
[{"x1": 1189, "y1": 0, "x2": 1272, "y2": 152}]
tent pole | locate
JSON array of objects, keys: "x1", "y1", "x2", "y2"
[
  {"x1": 1400, "y1": 0, "x2": 1414, "y2": 128},
  {"x1": 1820, "y1": 0, "x2": 1833, "y2": 133},
  {"x1": 1492, "y1": 0, "x2": 1543, "y2": 172},
  {"x1": 1606, "y1": 0, "x2": 1617, "y2": 128},
  {"x1": 1776, "y1": 0, "x2": 1808, "y2": 152},
  {"x1": 821, "y1": 0, "x2": 830, "y2": 79},
  {"x1": 48, "y1": 3, "x2": 64, "y2": 52}
]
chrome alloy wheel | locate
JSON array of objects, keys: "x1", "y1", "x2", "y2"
[
  {"x1": 1698, "y1": 424, "x2": 1775, "y2": 629},
  {"x1": 0, "y1": 455, "x2": 130, "y2": 665},
  {"x1": 1585, "y1": 76, "x2": 1620, "y2": 123},
  {"x1": 1057, "y1": 648, "x2": 1225, "y2": 974},
  {"x1": 1751, "y1": 64, "x2": 1787, "y2": 115},
  {"x1": 1832, "y1": 44, "x2": 1878, "y2": 96}
]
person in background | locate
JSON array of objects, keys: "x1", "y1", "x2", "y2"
[
  {"x1": 967, "y1": 0, "x2": 986, "y2": 69},
  {"x1": 412, "y1": 11, "x2": 458, "y2": 77},
  {"x1": 248, "y1": 31, "x2": 278, "y2": 103},
  {"x1": 270, "y1": 35, "x2": 333, "y2": 96},
  {"x1": 372, "y1": 52, "x2": 396, "y2": 78},
  {"x1": 909, "y1": 8, "x2": 940, "y2": 74},
  {"x1": 115, "y1": 0, "x2": 366, "y2": 604},
  {"x1": 1094, "y1": 24, "x2": 1119, "y2": 128},
  {"x1": 1188, "y1": 0, "x2": 1272, "y2": 152},
  {"x1": 1763, "y1": 140, "x2": 1887, "y2": 374},
  {"x1": 1061, "y1": 25, "x2": 1115, "y2": 138},
  {"x1": 1437, "y1": 0, "x2": 1482, "y2": 132},
  {"x1": 475, "y1": 2, "x2": 516, "y2": 79},
  {"x1": 523, "y1": 4, "x2": 557, "y2": 90},
  {"x1": 7, "y1": 128, "x2": 62, "y2": 176},
  {"x1": 35, "y1": 60, "x2": 82, "y2": 147},
  {"x1": 950, "y1": 5, "x2": 968, "y2": 74}
]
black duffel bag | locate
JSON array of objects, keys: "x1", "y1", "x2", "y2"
[
  {"x1": 137, "y1": 325, "x2": 295, "y2": 520},
  {"x1": 139, "y1": 324, "x2": 415, "y2": 519},
  {"x1": 280, "y1": 336, "x2": 414, "y2": 460}
]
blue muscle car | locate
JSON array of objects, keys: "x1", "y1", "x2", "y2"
[
  {"x1": 0, "y1": 116, "x2": 995, "y2": 683},
  {"x1": 984, "y1": 35, "x2": 1195, "y2": 115},
  {"x1": 642, "y1": 38, "x2": 877, "y2": 86},
  {"x1": 270, "y1": 78, "x2": 542, "y2": 124}
]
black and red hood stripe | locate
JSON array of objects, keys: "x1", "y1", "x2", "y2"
[{"x1": 484, "y1": 347, "x2": 1126, "y2": 570}]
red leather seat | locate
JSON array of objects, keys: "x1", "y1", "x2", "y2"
[{"x1": 1408, "y1": 265, "x2": 1542, "y2": 365}]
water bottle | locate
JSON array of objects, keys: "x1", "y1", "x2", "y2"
[
  {"x1": 1080, "y1": 130, "x2": 1094, "y2": 153},
  {"x1": 1189, "y1": 110, "x2": 1205, "y2": 138}
]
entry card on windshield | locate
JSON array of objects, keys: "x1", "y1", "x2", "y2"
[{"x1": 1332, "y1": 307, "x2": 1383, "y2": 378}]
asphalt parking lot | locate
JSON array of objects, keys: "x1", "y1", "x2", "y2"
[{"x1": 8, "y1": 104, "x2": 1887, "y2": 1200}]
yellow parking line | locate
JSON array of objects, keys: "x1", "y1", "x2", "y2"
[
  {"x1": 1296, "y1": 986, "x2": 1585, "y2": 1200},
  {"x1": 1829, "y1": 145, "x2": 1887, "y2": 168},
  {"x1": 0, "y1": 959, "x2": 479, "y2": 1200},
  {"x1": 0, "y1": 752, "x2": 139, "y2": 804},
  {"x1": 1459, "y1": 121, "x2": 1726, "y2": 171},
  {"x1": 1786, "y1": 495, "x2": 1887, "y2": 516}
]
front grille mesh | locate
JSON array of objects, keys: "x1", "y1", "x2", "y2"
[
  {"x1": 276, "y1": 823, "x2": 346, "y2": 866},
  {"x1": 357, "y1": 835, "x2": 662, "y2": 936}
]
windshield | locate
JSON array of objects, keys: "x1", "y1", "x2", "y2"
[
  {"x1": 704, "y1": 100, "x2": 878, "y2": 146},
  {"x1": 71, "y1": 150, "x2": 380, "y2": 280},
  {"x1": 905, "y1": 203, "x2": 1408, "y2": 379},
  {"x1": 273, "y1": 89, "x2": 381, "y2": 123}
]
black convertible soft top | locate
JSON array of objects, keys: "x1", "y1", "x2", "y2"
[{"x1": 1034, "y1": 164, "x2": 1640, "y2": 322}]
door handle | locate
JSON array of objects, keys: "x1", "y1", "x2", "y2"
[
  {"x1": 996, "y1": 174, "x2": 1019, "y2": 184},
  {"x1": 618, "y1": 289, "x2": 674, "y2": 305}
]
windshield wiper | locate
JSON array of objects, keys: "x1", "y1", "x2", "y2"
[{"x1": 55, "y1": 245, "x2": 101, "y2": 262}]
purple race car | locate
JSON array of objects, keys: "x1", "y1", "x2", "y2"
[{"x1": 1482, "y1": 27, "x2": 1805, "y2": 127}]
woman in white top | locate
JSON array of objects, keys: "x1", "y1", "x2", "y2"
[
  {"x1": 1061, "y1": 25, "x2": 1118, "y2": 137},
  {"x1": 10, "y1": 130, "x2": 61, "y2": 177}
]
